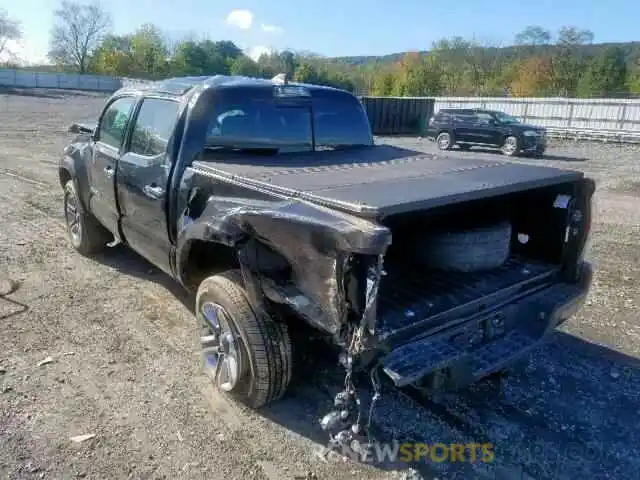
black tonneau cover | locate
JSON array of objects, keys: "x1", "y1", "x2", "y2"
[{"x1": 193, "y1": 144, "x2": 583, "y2": 218}]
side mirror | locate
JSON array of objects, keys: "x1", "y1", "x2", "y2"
[{"x1": 68, "y1": 122, "x2": 95, "y2": 135}]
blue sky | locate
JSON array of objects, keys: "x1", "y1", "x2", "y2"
[{"x1": 3, "y1": 0, "x2": 639, "y2": 64}]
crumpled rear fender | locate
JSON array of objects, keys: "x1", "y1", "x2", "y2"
[
  {"x1": 58, "y1": 140, "x2": 93, "y2": 212},
  {"x1": 175, "y1": 191, "x2": 392, "y2": 338}
]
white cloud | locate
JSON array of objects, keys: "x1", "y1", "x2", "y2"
[
  {"x1": 261, "y1": 23, "x2": 284, "y2": 35},
  {"x1": 225, "y1": 9, "x2": 254, "y2": 30},
  {"x1": 246, "y1": 45, "x2": 274, "y2": 61},
  {"x1": 0, "y1": 39, "x2": 50, "y2": 65}
]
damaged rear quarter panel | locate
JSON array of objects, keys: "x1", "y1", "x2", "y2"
[
  {"x1": 175, "y1": 164, "x2": 392, "y2": 338},
  {"x1": 59, "y1": 135, "x2": 94, "y2": 211}
]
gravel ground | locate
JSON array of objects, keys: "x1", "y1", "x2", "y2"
[{"x1": 1, "y1": 88, "x2": 639, "y2": 480}]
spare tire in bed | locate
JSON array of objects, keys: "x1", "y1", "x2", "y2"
[{"x1": 415, "y1": 221, "x2": 512, "y2": 272}]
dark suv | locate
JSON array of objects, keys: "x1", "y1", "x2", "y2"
[{"x1": 426, "y1": 108, "x2": 547, "y2": 157}]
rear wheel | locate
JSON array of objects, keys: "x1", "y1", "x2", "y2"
[
  {"x1": 501, "y1": 135, "x2": 520, "y2": 156},
  {"x1": 63, "y1": 180, "x2": 112, "y2": 255},
  {"x1": 436, "y1": 132, "x2": 453, "y2": 150},
  {"x1": 196, "y1": 270, "x2": 292, "y2": 408}
]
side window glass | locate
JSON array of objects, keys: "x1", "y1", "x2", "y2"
[
  {"x1": 130, "y1": 98, "x2": 180, "y2": 157},
  {"x1": 475, "y1": 113, "x2": 494, "y2": 124},
  {"x1": 98, "y1": 97, "x2": 135, "y2": 149}
]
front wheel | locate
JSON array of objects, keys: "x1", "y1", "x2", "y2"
[
  {"x1": 501, "y1": 135, "x2": 520, "y2": 156},
  {"x1": 63, "y1": 180, "x2": 112, "y2": 255},
  {"x1": 436, "y1": 132, "x2": 454, "y2": 150},
  {"x1": 196, "y1": 270, "x2": 293, "y2": 408}
]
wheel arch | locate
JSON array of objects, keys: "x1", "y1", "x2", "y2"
[{"x1": 178, "y1": 238, "x2": 241, "y2": 291}]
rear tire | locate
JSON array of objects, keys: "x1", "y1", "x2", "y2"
[
  {"x1": 501, "y1": 135, "x2": 520, "y2": 156},
  {"x1": 436, "y1": 132, "x2": 454, "y2": 150},
  {"x1": 63, "y1": 180, "x2": 112, "y2": 255},
  {"x1": 415, "y1": 221, "x2": 512, "y2": 272},
  {"x1": 196, "y1": 270, "x2": 292, "y2": 408}
]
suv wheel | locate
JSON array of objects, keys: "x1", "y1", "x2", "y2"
[
  {"x1": 196, "y1": 270, "x2": 293, "y2": 408},
  {"x1": 436, "y1": 132, "x2": 453, "y2": 150},
  {"x1": 501, "y1": 135, "x2": 520, "y2": 156}
]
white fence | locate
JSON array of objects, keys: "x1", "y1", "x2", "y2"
[
  {"x1": 0, "y1": 68, "x2": 122, "y2": 92},
  {"x1": 2, "y1": 68, "x2": 640, "y2": 142},
  {"x1": 434, "y1": 97, "x2": 640, "y2": 132}
]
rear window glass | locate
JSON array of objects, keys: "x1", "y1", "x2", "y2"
[{"x1": 205, "y1": 89, "x2": 372, "y2": 152}]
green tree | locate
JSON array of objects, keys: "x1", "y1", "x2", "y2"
[
  {"x1": 229, "y1": 55, "x2": 261, "y2": 77},
  {"x1": 171, "y1": 40, "x2": 226, "y2": 76},
  {"x1": 514, "y1": 26, "x2": 551, "y2": 46},
  {"x1": 577, "y1": 47, "x2": 628, "y2": 97},
  {"x1": 91, "y1": 24, "x2": 169, "y2": 78},
  {"x1": 627, "y1": 62, "x2": 640, "y2": 96},
  {"x1": 551, "y1": 26, "x2": 594, "y2": 96},
  {"x1": 370, "y1": 69, "x2": 396, "y2": 96},
  {"x1": 128, "y1": 24, "x2": 169, "y2": 78},
  {"x1": 293, "y1": 62, "x2": 320, "y2": 83},
  {"x1": 89, "y1": 34, "x2": 133, "y2": 75},
  {"x1": 556, "y1": 26, "x2": 594, "y2": 46}
]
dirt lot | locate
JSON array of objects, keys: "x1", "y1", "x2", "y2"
[{"x1": 1, "y1": 88, "x2": 639, "y2": 480}]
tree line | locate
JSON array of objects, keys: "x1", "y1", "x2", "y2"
[{"x1": 2, "y1": 2, "x2": 640, "y2": 97}]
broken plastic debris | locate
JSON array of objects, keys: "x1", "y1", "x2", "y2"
[
  {"x1": 37, "y1": 357, "x2": 54, "y2": 367},
  {"x1": 70, "y1": 433, "x2": 96, "y2": 443},
  {"x1": 517, "y1": 233, "x2": 530, "y2": 244},
  {"x1": 62, "y1": 352, "x2": 75, "y2": 356}
]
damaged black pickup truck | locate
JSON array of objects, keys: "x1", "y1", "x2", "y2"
[{"x1": 59, "y1": 75, "x2": 594, "y2": 446}]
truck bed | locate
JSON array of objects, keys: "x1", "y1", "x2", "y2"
[
  {"x1": 376, "y1": 256, "x2": 559, "y2": 340},
  {"x1": 195, "y1": 144, "x2": 583, "y2": 218}
]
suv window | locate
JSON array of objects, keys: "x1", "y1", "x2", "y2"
[
  {"x1": 453, "y1": 112, "x2": 475, "y2": 123},
  {"x1": 130, "y1": 98, "x2": 180, "y2": 156},
  {"x1": 474, "y1": 112, "x2": 495, "y2": 124},
  {"x1": 98, "y1": 97, "x2": 136, "y2": 149}
]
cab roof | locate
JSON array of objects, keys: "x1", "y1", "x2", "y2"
[{"x1": 115, "y1": 74, "x2": 346, "y2": 98}]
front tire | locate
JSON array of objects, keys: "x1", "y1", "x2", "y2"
[
  {"x1": 63, "y1": 180, "x2": 112, "y2": 255},
  {"x1": 196, "y1": 270, "x2": 292, "y2": 408},
  {"x1": 436, "y1": 132, "x2": 454, "y2": 150}
]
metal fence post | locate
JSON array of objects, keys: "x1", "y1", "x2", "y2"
[
  {"x1": 567, "y1": 100, "x2": 574, "y2": 128},
  {"x1": 618, "y1": 104, "x2": 628, "y2": 130}
]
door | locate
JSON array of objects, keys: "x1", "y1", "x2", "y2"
[
  {"x1": 471, "y1": 112, "x2": 502, "y2": 145},
  {"x1": 116, "y1": 97, "x2": 181, "y2": 274},
  {"x1": 451, "y1": 111, "x2": 477, "y2": 142},
  {"x1": 89, "y1": 96, "x2": 137, "y2": 234}
]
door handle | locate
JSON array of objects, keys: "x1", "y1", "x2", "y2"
[
  {"x1": 143, "y1": 184, "x2": 165, "y2": 200},
  {"x1": 103, "y1": 166, "x2": 114, "y2": 178}
]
